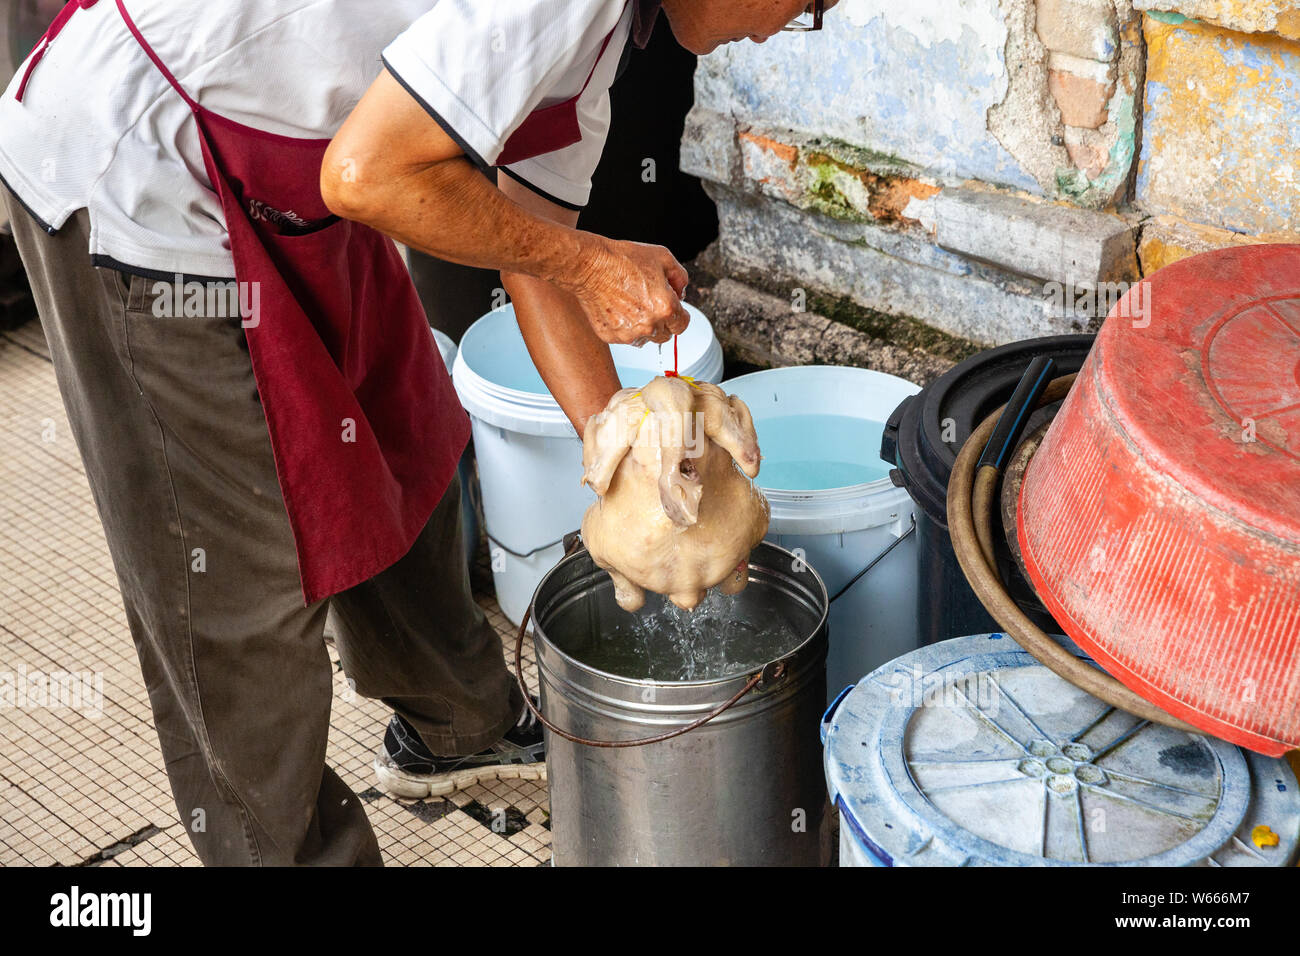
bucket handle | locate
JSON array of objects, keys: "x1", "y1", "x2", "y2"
[
  {"x1": 485, "y1": 528, "x2": 570, "y2": 561},
  {"x1": 514, "y1": 537, "x2": 785, "y2": 749},
  {"x1": 827, "y1": 515, "x2": 916, "y2": 604}
]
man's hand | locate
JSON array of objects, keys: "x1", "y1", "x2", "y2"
[{"x1": 565, "y1": 238, "x2": 690, "y2": 346}]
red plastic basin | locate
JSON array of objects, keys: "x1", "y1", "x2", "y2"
[{"x1": 1018, "y1": 245, "x2": 1300, "y2": 757}]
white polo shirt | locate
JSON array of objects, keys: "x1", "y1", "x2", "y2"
[
  {"x1": 383, "y1": 0, "x2": 632, "y2": 212},
  {"x1": 0, "y1": 0, "x2": 636, "y2": 280}
]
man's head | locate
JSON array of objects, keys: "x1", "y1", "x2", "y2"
[{"x1": 660, "y1": 0, "x2": 838, "y2": 55}]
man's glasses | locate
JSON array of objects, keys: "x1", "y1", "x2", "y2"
[{"x1": 782, "y1": 0, "x2": 825, "y2": 31}]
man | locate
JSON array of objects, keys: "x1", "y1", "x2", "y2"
[{"x1": 0, "y1": 0, "x2": 828, "y2": 866}]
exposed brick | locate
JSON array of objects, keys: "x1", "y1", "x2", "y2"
[
  {"x1": 1049, "y1": 68, "x2": 1114, "y2": 128},
  {"x1": 803, "y1": 150, "x2": 940, "y2": 224},
  {"x1": 1066, "y1": 141, "x2": 1107, "y2": 179},
  {"x1": 737, "y1": 129, "x2": 801, "y2": 202},
  {"x1": 1064, "y1": 128, "x2": 1109, "y2": 179},
  {"x1": 737, "y1": 130, "x2": 797, "y2": 166},
  {"x1": 1036, "y1": 0, "x2": 1120, "y2": 61},
  {"x1": 1050, "y1": 49, "x2": 1117, "y2": 85},
  {"x1": 869, "y1": 176, "x2": 943, "y2": 223}
]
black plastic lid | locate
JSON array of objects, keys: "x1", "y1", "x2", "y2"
[{"x1": 880, "y1": 335, "x2": 1096, "y2": 529}]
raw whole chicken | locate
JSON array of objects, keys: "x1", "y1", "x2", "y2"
[{"x1": 580, "y1": 375, "x2": 770, "y2": 612}]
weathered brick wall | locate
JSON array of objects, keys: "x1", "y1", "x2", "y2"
[
  {"x1": 682, "y1": 0, "x2": 1298, "y2": 361},
  {"x1": 1035, "y1": 0, "x2": 1144, "y2": 202},
  {"x1": 682, "y1": 0, "x2": 1146, "y2": 352}
]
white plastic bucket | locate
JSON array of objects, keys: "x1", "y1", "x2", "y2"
[
  {"x1": 432, "y1": 329, "x2": 480, "y2": 568},
  {"x1": 723, "y1": 366, "x2": 922, "y2": 702},
  {"x1": 452, "y1": 303, "x2": 724, "y2": 624}
]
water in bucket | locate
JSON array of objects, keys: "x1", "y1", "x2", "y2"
[
  {"x1": 463, "y1": 341, "x2": 649, "y2": 394},
  {"x1": 543, "y1": 573, "x2": 822, "y2": 683},
  {"x1": 756, "y1": 413, "x2": 893, "y2": 490}
]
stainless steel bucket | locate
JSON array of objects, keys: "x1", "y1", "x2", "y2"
[{"x1": 529, "y1": 542, "x2": 830, "y2": 866}]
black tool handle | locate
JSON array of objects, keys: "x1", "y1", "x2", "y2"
[{"x1": 977, "y1": 356, "x2": 1056, "y2": 473}]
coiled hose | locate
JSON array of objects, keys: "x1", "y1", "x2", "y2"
[{"x1": 945, "y1": 371, "x2": 1199, "y2": 733}]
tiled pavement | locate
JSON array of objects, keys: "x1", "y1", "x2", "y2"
[{"x1": 0, "y1": 317, "x2": 550, "y2": 867}]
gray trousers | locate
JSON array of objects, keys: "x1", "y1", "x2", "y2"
[{"x1": 6, "y1": 201, "x2": 521, "y2": 866}]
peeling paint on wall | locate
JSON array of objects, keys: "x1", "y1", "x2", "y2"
[
  {"x1": 693, "y1": 0, "x2": 1145, "y2": 208},
  {"x1": 1138, "y1": 15, "x2": 1300, "y2": 235},
  {"x1": 692, "y1": 0, "x2": 1043, "y2": 192},
  {"x1": 679, "y1": 0, "x2": 1298, "y2": 353},
  {"x1": 839, "y1": 0, "x2": 1004, "y2": 52},
  {"x1": 1137, "y1": 214, "x2": 1271, "y2": 273}
]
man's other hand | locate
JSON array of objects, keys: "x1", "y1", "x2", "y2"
[{"x1": 567, "y1": 238, "x2": 690, "y2": 346}]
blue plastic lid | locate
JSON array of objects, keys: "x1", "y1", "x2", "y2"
[{"x1": 823, "y1": 633, "x2": 1300, "y2": 866}]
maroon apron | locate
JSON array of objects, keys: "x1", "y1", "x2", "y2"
[
  {"x1": 25, "y1": 0, "x2": 471, "y2": 604},
  {"x1": 20, "y1": 0, "x2": 624, "y2": 603},
  {"x1": 495, "y1": 6, "x2": 623, "y2": 166}
]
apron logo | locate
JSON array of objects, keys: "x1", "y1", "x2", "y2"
[
  {"x1": 248, "y1": 198, "x2": 334, "y2": 236},
  {"x1": 151, "y1": 274, "x2": 261, "y2": 328}
]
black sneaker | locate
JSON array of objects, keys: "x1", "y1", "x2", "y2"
[{"x1": 373, "y1": 701, "x2": 545, "y2": 798}]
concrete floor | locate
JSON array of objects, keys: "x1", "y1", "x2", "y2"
[{"x1": 0, "y1": 318, "x2": 550, "y2": 867}]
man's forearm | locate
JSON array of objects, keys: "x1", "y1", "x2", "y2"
[
  {"x1": 340, "y1": 153, "x2": 622, "y2": 432},
  {"x1": 326, "y1": 151, "x2": 596, "y2": 294},
  {"x1": 375, "y1": 162, "x2": 620, "y2": 432},
  {"x1": 494, "y1": 172, "x2": 621, "y2": 435},
  {"x1": 505, "y1": 270, "x2": 621, "y2": 436}
]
